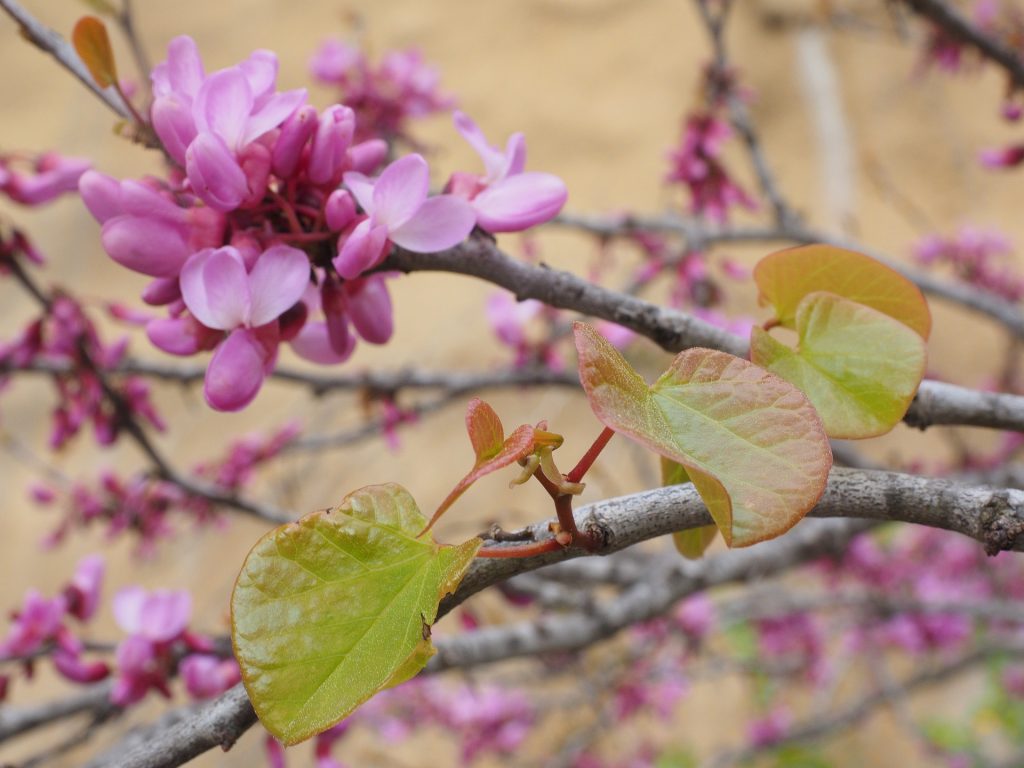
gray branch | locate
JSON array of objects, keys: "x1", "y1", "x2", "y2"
[
  {"x1": 92, "y1": 466, "x2": 1024, "y2": 767},
  {"x1": 381, "y1": 237, "x2": 1024, "y2": 433}
]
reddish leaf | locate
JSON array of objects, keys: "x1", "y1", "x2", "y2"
[
  {"x1": 423, "y1": 399, "x2": 536, "y2": 531},
  {"x1": 575, "y1": 322, "x2": 832, "y2": 547},
  {"x1": 72, "y1": 16, "x2": 118, "y2": 89}
]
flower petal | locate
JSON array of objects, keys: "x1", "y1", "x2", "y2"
[
  {"x1": 79, "y1": 170, "x2": 122, "y2": 223},
  {"x1": 193, "y1": 67, "x2": 253, "y2": 149},
  {"x1": 472, "y1": 172, "x2": 567, "y2": 232},
  {"x1": 290, "y1": 321, "x2": 355, "y2": 364},
  {"x1": 139, "y1": 591, "x2": 191, "y2": 642},
  {"x1": 112, "y1": 586, "x2": 146, "y2": 634},
  {"x1": 164, "y1": 36, "x2": 204, "y2": 98},
  {"x1": 372, "y1": 153, "x2": 429, "y2": 229},
  {"x1": 389, "y1": 195, "x2": 475, "y2": 252},
  {"x1": 247, "y1": 245, "x2": 311, "y2": 326},
  {"x1": 333, "y1": 219, "x2": 389, "y2": 279},
  {"x1": 454, "y1": 111, "x2": 507, "y2": 181},
  {"x1": 186, "y1": 132, "x2": 248, "y2": 212},
  {"x1": 346, "y1": 276, "x2": 394, "y2": 344},
  {"x1": 101, "y1": 215, "x2": 190, "y2": 277},
  {"x1": 342, "y1": 171, "x2": 375, "y2": 213},
  {"x1": 242, "y1": 88, "x2": 307, "y2": 147},
  {"x1": 180, "y1": 247, "x2": 250, "y2": 330},
  {"x1": 239, "y1": 49, "x2": 278, "y2": 102},
  {"x1": 204, "y1": 328, "x2": 268, "y2": 411}
]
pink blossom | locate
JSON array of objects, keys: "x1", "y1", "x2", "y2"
[
  {"x1": 0, "y1": 152, "x2": 90, "y2": 206},
  {"x1": 979, "y1": 144, "x2": 1024, "y2": 169},
  {"x1": 447, "y1": 111, "x2": 568, "y2": 232},
  {"x1": 310, "y1": 41, "x2": 454, "y2": 142},
  {"x1": 180, "y1": 245, "x2": 310, "y2": 410},
  {"x1": 666, "y1": 113, "x2": 757, "y2": 222},
  {"x1": 0, "y1": 591, "x2": 66, "y2": 657},
  {"x1": 65, "y1": 555, "x2": 104, "y2": 622},
  {"x1": 336, "y1": 154, "x2": 475, "y2": 278},
  {"x1": 113, "y1": 587, "x2": 191, "y2": 643},
  {"x1": 180, "y1": 654, "x2": 241, "y2": 699},
  {"x1": 150, "y1": 36, "x2": 306, "y2": 210}
]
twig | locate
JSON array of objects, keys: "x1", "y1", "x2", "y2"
[
  {"x1": 0, "y1": 0, "x2": 133, "y2": 120},
  {"x1": 900, "y1": 0, "x2": 1024, "y2": 88},
  {"x1": 380, "y1": 237, "x2": 1024, "y2": 433}
]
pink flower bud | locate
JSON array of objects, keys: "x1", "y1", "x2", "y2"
[
  {"x1": 346, "y1": 139, "x2": 388, "y2": 174},
  {"x1": 325, "y1": 189, "x2": 356, "y2": 231},
  {"x1": 345, "y1": 275, "x2": 394, "y2": 344},
  {"x1": 307, "y1": 105, "x2": 355, "y2": 185},
  {"x1": 101, "y1": 215, "x2": 191, "y2": 278},
  {"x1": 272, "y1": 104, "x2": 318, "y2": 178}
]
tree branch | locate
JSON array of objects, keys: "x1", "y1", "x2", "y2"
[
  {"x1": 91, "y1": 464, "x2": 1024, "y2": 767},
  {"x1": 381, "y1": 237, "x2": 1024, "y2": 433},
  {"x1": 0, "y1": 0, "x2": 134, "y2": 120}
]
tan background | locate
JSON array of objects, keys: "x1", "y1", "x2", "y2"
[{"x1": 1, "y1": 0, "x2": 1022, "y2": 765}]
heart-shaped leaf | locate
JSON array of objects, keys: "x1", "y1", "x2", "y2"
[
  {"x1": 575, "y1": 323, "x2": 832, "y2": 547},
  {"x1": 750, "y1": 291, "x2": 927, "y2": 438},
  {"x1": 231, "y1": 484, "x2": 481, "y2": 745},
  {"x1": 753, "y1": 244, "x2": 931, "y2": 338},
  {"x1": 423, "y1": 398, "x2": 536, "y2": 532},
  {"x1": 660, "y1": 458, "x2": 718, "y2": 558},
  {"x1": 72, "y1": 16, "x2": 118, "y2": 89}
]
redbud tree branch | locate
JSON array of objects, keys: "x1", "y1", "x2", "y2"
[
  {"x1": 899, "y1": 0, "x2": 1024, "y2": 88},
  {"x1": 1, "y1": 255, "x2": 290, "y2": 525},
  {"x1": 0, "y1": 0, "x2": 134, "y2": 121},
  {"x1": 93, "y1": 465, "x2": 1024, "y2": 767},
  {"x1": 381, "y1": 236, "x2": 1024, "y2": 433}
]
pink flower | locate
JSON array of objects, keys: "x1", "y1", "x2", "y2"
[
  {"x1": 180, "y1": 654, "x2": 241, "y2": 699},
  {"x1": 113, "y1": 587, "x2": 191, "y2": 643},
  {"x1": 0, "y1": 590, "x2": 66, "y2": 657},
  {"x1": 666, "y1": 114, "x2": 757, "y2": 222},
  {"x1": 310, "y1": 41, "x2": 454, "y2": 143},
  {"x1": 979, "y1": 144, "x2": 1024, "y2": 169},
  {"x1": 0, "y1": 152, "x2": 90, "y2": 206},
  {"x1": 180, "y1": 245, "x2": 310, "y2": 410},
  {"x1": 336, "y1": 154, "x2": 475, "y2": 278},
  {"x1": 79, "y1": 171, "x2": 225, "y2": 278},
  {"x1": 151, "y1": 36, "x2": 306, "y2": 210},
  {"x1": 65, "y1": 555, "x2": 104, "y2": 622},
  {"x1": 448, "y1": 111, "x2": 568, "y2": 232}
]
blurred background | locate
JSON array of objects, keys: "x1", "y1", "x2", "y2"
[{"x1": 3, "y1": 0, "x2": 1024, "y2": 765}]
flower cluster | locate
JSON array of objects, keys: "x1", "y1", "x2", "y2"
[
  {"x1": 0, "y1": 293, "x2": 164, "y2": 448},
  {"x1": 914, "y1": 226, "x2": 1024, "y2": 302},
  {"x1": 111, "y1": 586, "x2": 236, "y2": 705},
  {"x1": 310, "y1": 39, "x2": 454, "y2": 143},
  {"x1": 0, "y1": 556, "x2": 107, "y2": 694},
  {"x1": 81, "y1": 37, "x2": 567, "y2": 411},
  {"x1": 666, "y1": 113, "x2": 756, "y2": 223},
  {"x1": 35, "y1": 423, "x2": 299, "y2": 551}
]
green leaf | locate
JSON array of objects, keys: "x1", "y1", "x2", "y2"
[
  {"x1": 423, "y1": 398, "x2": 536, "y2": 531},
  {"x1": 71, "y1": 16, "x2": 118, "y2": 89},
  {"x1": 661, "y1": 457, "x2": 718, "y2": 558},
  {"x1": 231, "y1": 484, "x2": 481, "y2": 745},
  {"x1": 750, "y1": 291, "x2": 927, "y2": 438},
  {"x1": 574, "y1": 322, "x2": 832, "y2": 547},
  {"x1": 753, "y1": 244, "x2": 931, "y2": 338}
]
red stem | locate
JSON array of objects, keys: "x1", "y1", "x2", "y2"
[{"x1": 566, "y1": 426, "x2": 615, "y2": 484}]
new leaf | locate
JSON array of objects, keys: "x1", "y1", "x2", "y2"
[
  {"x1": 231, "y1": 484, "x2": 481, "y2": 745},
  {"x1": 574, "y1": 323, "x2": 832, "y2": 547}
]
